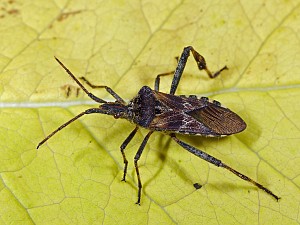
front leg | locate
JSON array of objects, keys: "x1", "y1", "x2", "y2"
[
  {"x1": 170, "y1": 46, "x2": 228, "y2": 95},
  {"x1": 79, "y1": 77, "x2": 126, "y2": 104},
  {"x1": 120, "y1": 126, "x2": 139, "y2": 181}
]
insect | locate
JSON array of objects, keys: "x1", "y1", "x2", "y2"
[
  {"x1": 37, "y1": 46, "x2": 280, "y2": 204},
  {"x1": 193, "y1": 183, "x2": 202, "y2": 190}
]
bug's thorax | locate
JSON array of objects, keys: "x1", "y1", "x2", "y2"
[
  {"x1": 98, "y1": 86, "x2": 163, "y2": 123},
  {"x1": 127, "y1": 86, "x2": 173, "y2": 128},
  {"x1": 126, "y1": 86, "x2": 162, "y2": 127}
]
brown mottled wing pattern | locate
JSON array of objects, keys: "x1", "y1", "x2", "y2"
[
  {"x1": 149, "y1": 111, "x2": 219, "y2": 135},
  {"x1": 149, "y1": 91, "x2": 246, "y2": 135}
]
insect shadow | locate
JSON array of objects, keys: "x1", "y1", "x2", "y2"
[
  {"x1": 141, "y1": 135, "x2": 171, "y2": 193},
  {"x1": 60, "y1": 84, "x2": 81, "y2": 98},
  {"x1": 156, "y1": 134, "x2": 201, "y2": 184},
  {"x1": 37, "y1": 46, "x2": 280, "y2": 205}
]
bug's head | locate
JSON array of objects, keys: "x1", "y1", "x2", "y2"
[{"x1": 100, "y1": 102, "x2": 129, "y2": 119}]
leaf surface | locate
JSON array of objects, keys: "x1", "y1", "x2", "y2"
[{"x1": 0, "y1": 1, "x2": 299, "y2": 224}]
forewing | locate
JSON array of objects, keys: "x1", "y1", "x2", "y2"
[
  {"x1": 150, "y1": 91, "x2": 246, "y2": 135},
  {"x1": 149, "y1": 111, "x2": 219, "y2": 135}
]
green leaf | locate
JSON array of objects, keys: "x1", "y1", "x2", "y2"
[{"x1": 0, "y1": 1, "x2": 299, "y2": 224}]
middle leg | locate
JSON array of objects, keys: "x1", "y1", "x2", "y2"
[
  {"x1": 134, "y1": 131, "x2": 154, "y2": 205},
  {"x1": 154, "y1": 71, "x2": 174, "y2": 91}
]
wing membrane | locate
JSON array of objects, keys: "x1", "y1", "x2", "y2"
[{"x1": 187, "y1": 104, "x2": 246, "y2": 134}]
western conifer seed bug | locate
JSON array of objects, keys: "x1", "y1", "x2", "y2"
[{"x1": 37, "y1": 46, "x2": 280, "y2": 204}]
